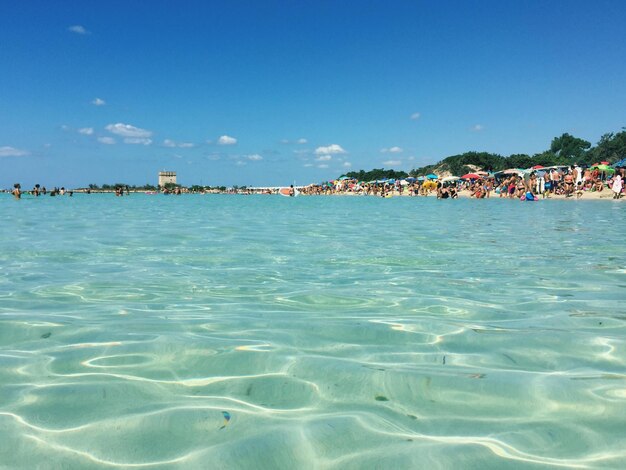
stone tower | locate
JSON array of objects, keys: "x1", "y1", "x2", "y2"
[{"x1": 158, "y1": 171, "x2": 176, "y2": 187}]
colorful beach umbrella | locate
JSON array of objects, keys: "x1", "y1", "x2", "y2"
[
  {"x1": 461, "y1": 173, "x2": 480, "y2": 179},
  {"x1": 426, "y1": 174, "x2": 438, "y2": 179},
  {"x1": 592, "y1": 164, "x2": 615, "y2": 174}
]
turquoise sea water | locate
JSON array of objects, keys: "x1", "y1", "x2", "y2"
[{"x1": 1, "y1": 194, "x2": 625, "y2": 469}]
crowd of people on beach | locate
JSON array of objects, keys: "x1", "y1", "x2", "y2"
[
  {"x1": 299, "y1": 164, "x2": 625, "y2": 200},
  {"x1": 6, "y1": 164, "x2": 625, "y2": 201}
]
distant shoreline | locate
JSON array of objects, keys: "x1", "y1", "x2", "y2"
[{"x1": 3, "y1": 188, "x2": 623, "y2": 201}]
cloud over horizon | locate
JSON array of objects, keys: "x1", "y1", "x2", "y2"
[
  {"x1": 315, "y1": 144, "x2": 346, "y2": 155},
  {"x1": 124, "y1": 138, "x2": 152, "y2": 145},
  {"x1": 68, "y1": 25, "x2": 89, "y2": 35},
  {"x1": 105, "y1": 123, "x2": 152, "y2": 138},
  {"x1": 163, "y1": 139, "x2": 194, "y2": 148},
  {"x1": 218, "y1": 135, "x2": 237, "y2": 145},
  {"x1": 381, "y1": 146, "x2": 403, "y2": 153},
  {"x1": 0, "y1": 146, "x2": 29, "y2": 157},
  {"x1": 92, "y1": 98, "x2": 106, "y2": 106}
]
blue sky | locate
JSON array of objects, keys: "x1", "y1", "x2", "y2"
[{"x1": 1, "y1": 0, "x2": 625, "y2": 188}]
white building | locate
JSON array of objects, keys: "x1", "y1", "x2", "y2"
[{"x1": 158, "y1": 171, "x2": 176, "y2": 187}]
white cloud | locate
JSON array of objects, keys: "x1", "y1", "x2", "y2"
[
  {"x1": 343, "y1": 161, "x2": 351, "y2": 168},
  {"x1": 315, "y1": 144, "x2": 346, "y2": 155},
  {"x1": 92, "y1": 98, "x2": 106, "y2": 106},
  {"x1": 124, "y1": 138, "x2": 152, "y2": 145},
  {"x1": 472, "y1": 124, "x2": 484, "y2": 132},
  {"x1": 316, "y1": 155, "x2": 332, "y2": 161},
  {"x1": 303, "y1": 163, "x2": 314, "y2": 167},
  {"x1": 383, "y1": 160, "x2": 402, "y2": 166},
  {"x1": 164, "y1": 139, "x2": 194, "y2": 148},
  {"x1": 410, "y1": 112, "x2": 421, "y2": 120},
  {"x1": 78, "y1": 127, "x2": 94, "y2": 135},
  {"x1": 297, "y1": 138, "x2": 308, "y2": 144},
  {"x1": 0, "y1": 146, "x2": 29, "y2": 157},
  {"x1": 280, "y1": 139, "x2": 290, "y2": 144},
  {"x1": 382, "y1": 146, "x2": 403, "y2": 153},
  {"x1": 97, "y1": 137, "x2": 116, "y2": 145},
  {"x1": 106, "y1": 123, "x2": 152, "y2": 138},
  {"x1": 68, "y1": 25, "x2": 89, "y2": 35},
  {"x1": 235, "y1": 160, "x2": 246, "y2": 166},
  {"x1": 218, "y1": 135, "x2": 237, "y2": 145},
  {"x1": 247, "y1": 154, "x2": 263, "y2": 161},
  {"x1": 317, "y1": 164, "x2": 329, "y2": 169}
]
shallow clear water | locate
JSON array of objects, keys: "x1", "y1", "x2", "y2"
[{"x1": 1, "y1": 194, "x2": 625, "y2": 469}]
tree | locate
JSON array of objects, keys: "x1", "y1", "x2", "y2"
[
  {"x1": 505, "y1": 154, "x2": 533, "y2": 169},
  {"x1": 590, "y1": 130, "x2": 626, "y2": 163},
  {"x1": 531, "y1": 151, "x2": 558, "y2": 167},
  {"x1": 550, "y1": 133, "x2": 591, "y2": 160},
  {"x1": 343, "y1": 168, "x2": 408, "y2": 181}
]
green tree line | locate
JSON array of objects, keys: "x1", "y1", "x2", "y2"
[{"x1": 339, "y1": 129, "x2": 626, "y2": 180}]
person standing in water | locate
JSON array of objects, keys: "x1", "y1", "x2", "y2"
[{"x1": 12, "y1": 183, "x2": 21, "y2": 199}]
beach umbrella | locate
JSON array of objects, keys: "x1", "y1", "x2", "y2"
[
  {"x1": 338, "y1": 176, "x2": 350, "y2": 180},
  {"x1": 502, "y1": 168, "x2": 524, "y2": 175},
  {"x1": 406, "y1": 177, "x2": 416, "y2": 182},
  {"x1": 426, "y1": 174, "x2": 438, "y2": 179},
  {"x1": 461, "y1": 173, "x2": 480, "y2": 179},
  {"x1": 531, "y1": 165, "x2": 544, "y2": 169},
  {"x1": 592, "y1": 164, "x2": 615, "y2": 175},
  {"x1": 613, "y1": 158, "x2": 626, "y2": 167},
  {"x1": 600, "y1": 161, "x2": 609, "y2": 165},
  {"x1": 592, "y1": 164, "x2": 613, "y2": 171},
  {"x1": 442, "y1": 176, "x2": 460, "y2": 182},
  {"x1": 417, "y1": 176, "x2": 425, "y2": 181},
  {"x1": 399, "y1": 180, "x2": 409, "y2": 185}
]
